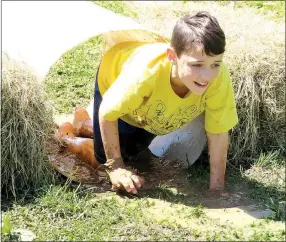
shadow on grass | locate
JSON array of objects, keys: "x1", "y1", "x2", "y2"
[
  {"x1": 125, "y1": 150, "x2": 286, "y2": 221},
  {"x1": 2, "y1": 152, "x2": 284, "y2": 223}
]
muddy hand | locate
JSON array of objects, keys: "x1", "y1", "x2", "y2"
[
  {"x1": 109, "y1": 168, "x2": 144, "y2": 194},
  {"x1": 209, "y1": 188, "x2": 231, "y2": 198},
  {"x1": 98, "y1": 157, "x2": 144, "y2": 194}
]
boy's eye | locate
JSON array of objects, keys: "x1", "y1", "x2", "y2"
[
  {"x1": 192, "y1": 64, "x2": 202, "y2": 68},
  {"x1": 212, "y1": 64, "x2": 221, "y2": 68}
]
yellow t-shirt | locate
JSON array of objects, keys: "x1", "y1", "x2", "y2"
[{"x1": 98, "y1": 42, "x2": 238, "y2": 135}]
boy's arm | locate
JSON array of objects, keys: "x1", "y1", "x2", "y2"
[
  {"x1": 97, "y1": 50, "x2": 156, "y2": 194},
  {"x1": 99, "y1": 113, "x2": 144, "y2": 194},
  {"x1": 204, "y1": 64, "x2": 237, "y2": 192},
  {"x1": 99, "y1": 115, "x2": 121, "y2": 159},
  {"x1": 206, "y1": 131, "x2": 228, "y2": 191}
]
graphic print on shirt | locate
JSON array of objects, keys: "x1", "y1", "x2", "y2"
[{"x1": 132, "y1": 99, "x2": 200, "y2": 135}]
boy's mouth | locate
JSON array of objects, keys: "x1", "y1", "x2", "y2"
[{"x1": 194, "y1": 81, "x2": 208, "y2": 88}]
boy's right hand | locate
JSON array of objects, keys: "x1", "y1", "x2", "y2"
[
  {"x1": 98, "y1": 157, "x2": 144, "y2": 194},
  {"x1": 109, "y1": 167, "x2": 144, "y2": 194}
]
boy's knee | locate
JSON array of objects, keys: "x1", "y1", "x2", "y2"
[
  {"x1": 73, "y1": 107, "x2": 91, "y2": 125},
  {"x1": 75, "y1": 107, "x2": 90, "y2": 118}
]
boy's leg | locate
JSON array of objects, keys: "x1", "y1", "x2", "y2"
[
  {"x1": 92, "y1": 67, "x2": 106, "y2": 164},
  {"x1": 127, "y1": 128, "x2": 156, "y2": 156},
  {"x1": 73, "y1": 108, "x2": 93, "y2": 138},
  {"x1": 117, "y1": 119, "x2": 137, "y2": 158},
  {"x1": 123, "y1": 128, "x2": 156, "y2": 172},
  {"x1": 57, "y1": 122, "x2": 100, "y2": 169},
  {"x1": 149, "y1": 113, "x2": 207, "y2": 168}
]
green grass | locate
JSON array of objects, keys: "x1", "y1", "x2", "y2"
[
  {"x1": 2, "y1": 151, "x2": 285, "y2": 240},
  {"x1": 45, "y1": 36, "x2": 103, "y2": 114},
  {"x1": 253, "y1": 151, "x2": 285, "y2": 168},
  {"x1": 5, "y1": 1, "x2": 285, "y2": 241},
  {"x1": 239, "y1": 1, "x2": 284, "y2": 21},
  {"x1": 216, "y1": 1, "x2": 285, "y2": 22},
  {"x1": 45, "y1": 1, "x2": 139, "y2": 115},
  {"x1": 1, "y1": 184, "x2": 204, "y2": 241},
  {"x1": 92, "y1": 1, "x2": 138, "y2": 20},
  {"x1": 2, "y1": 179, "x2": 285, "y2": 241},
  {"x1": 242, "y1": 151, "x2": 286, "y2": 221}
]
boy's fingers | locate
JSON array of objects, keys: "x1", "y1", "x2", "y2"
[
  {"x1": 120, "y1": 177, "x2": 137, "y2": 194},
  {"x1": 130, "y1": 174, "x2": 143, "y2": 189},
  {"x1": 111, "y1": 185, "x2": 119, "y2": 191},
  {"x1": 113, "y1": 182, "x2": 121, "y2": 188},
  {"x1": 110, "y1": 175, "x2": 121, "y2": 188},
  {"x1": 109, "y1": 168, "x2": 142, "y2": 194},
  {"x1": 127, "y1": 180, "x2": 137, "y2": 194},
  {"x1": 138, "y1": 176, "x2": 145, "y2": 184}
]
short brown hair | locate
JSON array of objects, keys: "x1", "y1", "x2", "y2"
[{"x1": 171, "y1": 11, "x2": 225, "y2": 57}]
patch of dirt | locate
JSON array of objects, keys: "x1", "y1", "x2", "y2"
[
  {"x1": 48, "y1": 137, "x2": 281, "y2": 232},
  {"x1": 140, "y1": 157, "x2": 253, "y2": 208},
  {"x1": 49, "y1": 152, "x2": 100, "y2": 185},
  {"x1": 48, "y1": 118, "x2": 277, "y2": 227},
  {"x1": 49, "y1": 140, "x2": 252, "y2": 208},
  {"x1": 46, "y1": 136, "x2": 110, "y2": 192}
]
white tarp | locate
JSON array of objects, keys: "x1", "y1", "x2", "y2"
[{"x1": 2, "y1": 1, "x2": 167, "y2": 79}]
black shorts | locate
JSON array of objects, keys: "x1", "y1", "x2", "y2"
[{"x1": 93, "y1": 67, "x2": 155, "y2": 164}]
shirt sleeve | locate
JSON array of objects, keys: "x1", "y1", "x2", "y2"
[
  {"x1": 205, "y1": 63, "x2": 239, "y2": 134},
  {"x1": 99, "y1": 61, "x2": 154, "y2": 121}
]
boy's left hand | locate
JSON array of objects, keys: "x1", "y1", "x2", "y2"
[{"x1": 209, "y1": 187, "x2": 231, "y2": 198}]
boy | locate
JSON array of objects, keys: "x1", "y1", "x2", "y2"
[{"x1": 63, "y1": 11, "x2": 238, "y2": 195}]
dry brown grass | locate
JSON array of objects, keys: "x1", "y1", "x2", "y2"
[
  {"x1": 128, "y1": 1, "x2": 285, "y2": 164},
  {"x1": 1, "y1": 53, "x2": 56, "y2": 198}
]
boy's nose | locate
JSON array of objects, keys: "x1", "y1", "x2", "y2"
[{"x1": 201, "y1": 68, "x2": 215, "y2": 82}]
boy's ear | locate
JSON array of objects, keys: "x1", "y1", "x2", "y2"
[{"x1": 166, "y1": 47, "x2": 177, "y2": 63}]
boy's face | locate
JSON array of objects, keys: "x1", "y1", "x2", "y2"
[{"x1": 167, "y1": 46, "x2": 223, "y2": 95}]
